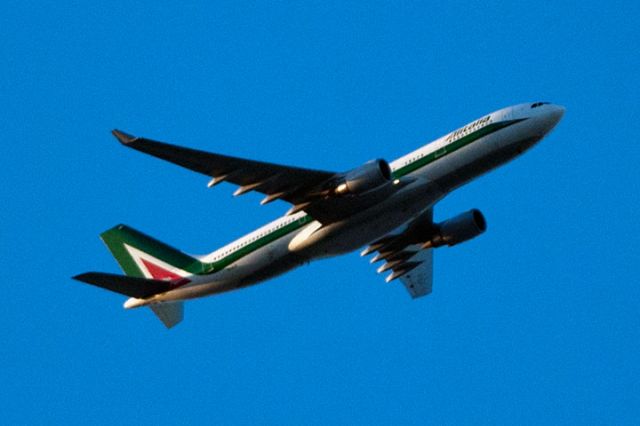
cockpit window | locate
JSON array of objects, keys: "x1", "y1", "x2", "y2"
[{"x1": 531, "y1": 102, "x2": 550, "y2": 108}]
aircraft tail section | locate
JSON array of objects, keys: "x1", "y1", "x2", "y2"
[
  {"x1": 75, "y1": 224, "x2": 207, "y2": 328},
  {"x1": 100, "y1": 224, "x2": 205, "y2": 279},
  {"x1": 73, "y1": 272, "x2": 177, "y2": 299},
  {"x1": 150, "y1": 302, "x2": 184, "y2": 328}
]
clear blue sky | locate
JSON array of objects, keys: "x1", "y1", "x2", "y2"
[{"x1": 2, "y1": 1, "x2": 639, "y2": 424}]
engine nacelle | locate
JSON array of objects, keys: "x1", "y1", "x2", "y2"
[
  {"x1": 335, "y1": 159, "x2": 392, "y2": 195},
  {"x1": 425, "y1": 209, "x2": 487, "y2": 248}
]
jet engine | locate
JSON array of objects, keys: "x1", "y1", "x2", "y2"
[
  {"x1": 423, "y1": 209, "x2": 487, "y2": 248},
  {"x1": 335, "y1": 159, "x2": 392, "y2": 195}
]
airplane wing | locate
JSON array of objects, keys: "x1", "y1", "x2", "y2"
[
  {"x1": 112, "y1": 130, "x2": 337, "y2": 210},
  {"x1": 362, "y1": 208, "x2": 435, "y2": 298},
  {"x1": 399, "y1": 247, "x2": 433, "y2": 298}
]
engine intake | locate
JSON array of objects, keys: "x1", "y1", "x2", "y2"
[
  {"x1": 424, "y1": 209, "x2": 487, "y2": 248},
  {"x1": 335, "y1": 159, "x2": 392, "y2": 195}
]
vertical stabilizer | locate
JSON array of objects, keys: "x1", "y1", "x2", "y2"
[
  {"x1": 100, "y1": 224, "x2": 204, "y2": 279},
  {"x1": 99, "y1": 224, "x2": 202, "y2": 328}
]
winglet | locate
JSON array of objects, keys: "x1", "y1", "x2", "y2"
[{"x1": 111, "y1": 129, "x2": 138, "y2": 145}]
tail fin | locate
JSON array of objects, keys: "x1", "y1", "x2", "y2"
[
  {"x1": 83, "y1": 224, "x2": 206, "y2": 329},
  {"x1": 100, "y1": 224, "x2": 205, "y2": 279}
]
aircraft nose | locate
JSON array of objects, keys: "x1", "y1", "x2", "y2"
[
  {"x1": 549, "y1": 104, "x2": 565, "y2": 123},
  {"x1": 539, "y1": 104, "x2": 565, "y2": 134}
]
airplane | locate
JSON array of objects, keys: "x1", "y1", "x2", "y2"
[{"x1": 74, "y1": 102, "x2": 564, "y2": 328}]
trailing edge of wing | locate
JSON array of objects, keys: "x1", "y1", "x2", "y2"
[
  {"x1": 399, "y1": 249, "x2": 433, "y2": 298},
  {"x1": 73, "y1": 272, "x2": 176, "y2": 299},
  {"x1": 362, "y1": 208, "x2": 435, "y2": 298},
  {"x1": 111, "y1": 129, "x2": 337, "y2": 207}
]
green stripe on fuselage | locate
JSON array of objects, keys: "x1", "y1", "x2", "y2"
[
  {"x1": 115, "y1": 118, "x2": 524, "y2": 277},
  {"x1": 197, "y1": 118, "x2": 524, "y2": 275},
  {"x1": 203, "y1": 214, "x2": 314, "y2": 273},
  {"x1": 103, "y1": 215, "x2": 315, "y2": 277},
  {"x1": 392, "y1": 119, "x2": 526, "y2": 179}
]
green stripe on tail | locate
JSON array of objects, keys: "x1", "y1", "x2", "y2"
[{"x1": 100, "y1": 225, "x2": 206, "y2": 277}]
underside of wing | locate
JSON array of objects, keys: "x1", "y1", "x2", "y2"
[
  {"x1": 112, "y1": 130, "x2": 337, "y2": 208},
  {"x1": 362, "y1": 208, "x2": 435, "y2": 298},
  {"x1": 399, "y1": 248, "x2": 433, "y2": 298},
  {"x1": 110, "y1": 130, "x2": 430, "y2": 224}
]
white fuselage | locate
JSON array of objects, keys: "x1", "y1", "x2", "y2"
[{"x1": 135, "y1": 102, "x2": 564, "y2": 305}]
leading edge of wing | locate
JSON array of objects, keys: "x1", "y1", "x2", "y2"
[{"x1": 110, "y1": 129, "x2": 337, "y2": 207}]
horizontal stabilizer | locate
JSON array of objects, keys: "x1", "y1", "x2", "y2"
[
  {"x1": 150, "y1": 302, "x2": 184, "y2": 329},
  {"x1": 73, "y1": 272, "x2": 175, "y2": 299},
  {"x1": 111, "y1": 129, "x2": 138, "y2": 144}
]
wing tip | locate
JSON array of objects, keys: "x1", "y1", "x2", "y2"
[
  {"x1": 72, "y1": 272, "x2": 94, "y2": 283},
  {"x1": 111, "y1": 129, "x2": 138, "y2": 145}
]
